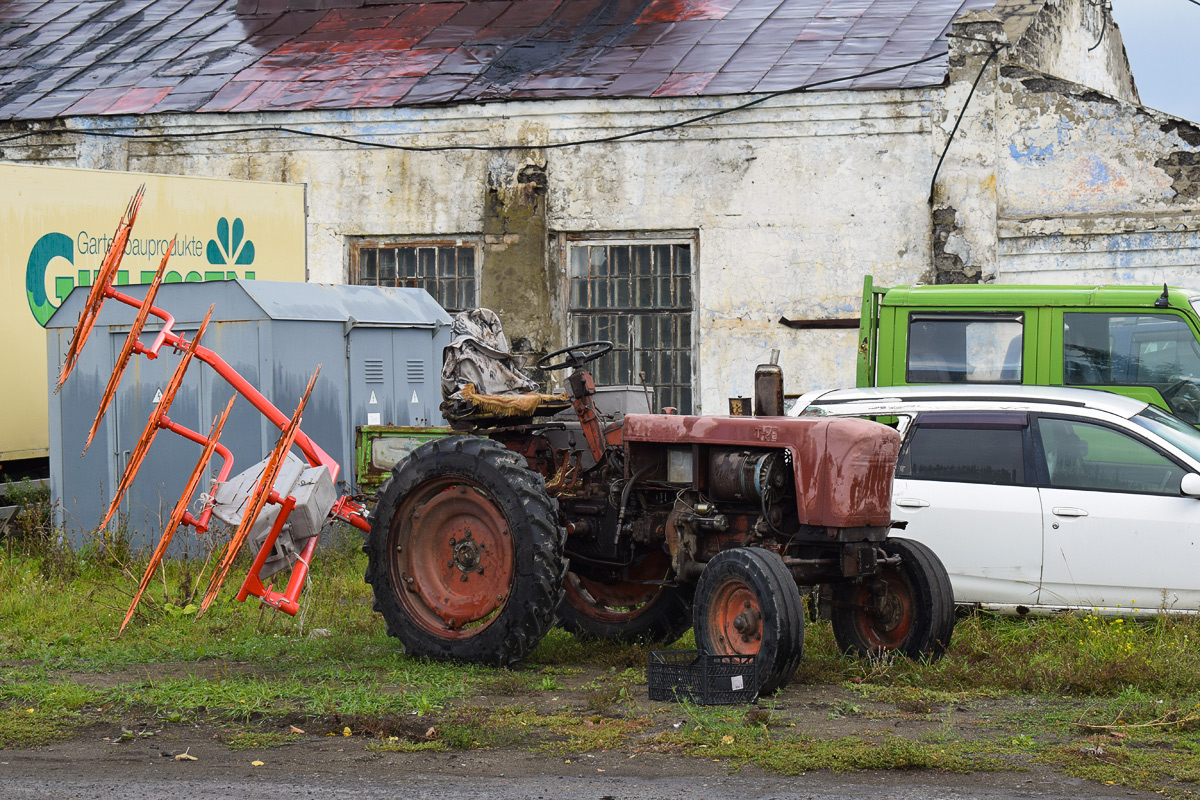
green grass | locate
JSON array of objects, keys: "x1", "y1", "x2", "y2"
[{"x1": 9, "y1": 512, "x2": 1200, "y2": 794}]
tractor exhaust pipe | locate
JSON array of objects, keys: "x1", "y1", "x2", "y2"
[{"x1": 754, "y1": 349, "x2": 784, "y2": 416}]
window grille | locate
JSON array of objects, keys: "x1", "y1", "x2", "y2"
[
  {"x1": 567, "y1": 241, "x2": 694, "y2": 413},
  {"x1": 352, "y1": 242, "x2": 476, "y2": 314}
]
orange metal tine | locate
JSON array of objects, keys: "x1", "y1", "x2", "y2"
[
  {"x1": 84, "y1": 241, "x2": 173, "y2": 455},
  {"x1": 199, "y1": 368, "x2": 320, "y2": 615},
  {"x1": 98, "y1": 305, "x2": 214, "y2": 532},
  {"x1": 118, "y1": 395, "x2": 236, "y2": 635},
  {"x1": 57, "y1": 187, "x2": 145, "y2": 392}
]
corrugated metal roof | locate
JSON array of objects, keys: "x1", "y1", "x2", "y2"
[{"x1": 0, "y1": 0, "x2": 996, "y2": 121}]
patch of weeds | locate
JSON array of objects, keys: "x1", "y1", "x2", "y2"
[
  {"x1": 1036, "y1": 739, "x2": 1178, "y2": 794},
  {"x1": 0, "y1": 707, "x2": 78, "y2": 748},
  {"x1": 439, "y1": 705, "x2": 528, "y2": 750},
  {"x1": 585, "y1": 683, "x2": 633, "y2": 714},
  {"x1": 753, "y1": 734, "x2": 1003, "y2": 775},
  {"x1": 529, "y1": 710, "x2": 653, "y2": 755},
  {"x1": 216, "y1": 730, "x2": 300, "y2": 750},
  {"x1": 369, "y1": 738, "x2": 449, "y2": 753},
  {"x1": 477, "y1": 672, "x2": 538, "y2": 697},
  {"x1": 828, "y1": 700, "x2": 862, "y2": 720},
  {"x1": 537, "y1": 675, "x2": 563, "y2": 692}
]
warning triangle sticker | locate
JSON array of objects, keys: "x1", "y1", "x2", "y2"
[
  {"x1": 152, "y1": 388, "x2": 163, "y2": 404},
  {"x1": 369, "y1": 391, "x2": 378, "y2": 405},
  {"x1": 411, "y1": 391, "x2": 419, "y2": 404}
]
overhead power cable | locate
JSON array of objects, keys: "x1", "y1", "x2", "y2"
[{"x1": 1, "y1": 50, "x2": 950, "y2": 152}]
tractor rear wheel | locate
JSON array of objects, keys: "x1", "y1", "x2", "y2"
[
  {"x1": 365, "y1": 435, "x2": 566, "y2": 666},
  {"x1": 558, "y1": 551, "x2": 693, "y2": 644},
  {"x1": 692, "y1": 547, "x2": 804, "y2": 695},
  {"x1": 830, "y1": 537, "x2": 955, "y2": 660}
]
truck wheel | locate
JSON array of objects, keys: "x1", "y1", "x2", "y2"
[
  {"x1": 830, "y1": 537, "x2": 954, "y2": 660},
  {"x1": 692, "y1": 548, "x2": 804, "y2": 695},
  {"x1": 365, "y1": 435, "x2": 566, "y2": 666},
  {"x1": 558, "y1": 552, "x2": 693, "y2": 644}
]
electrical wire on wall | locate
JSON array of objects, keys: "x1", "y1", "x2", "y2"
[
  {"x1": 1088, "y1": 0, "x2": 1113, "y2": 51},
  {"x1": 927, "y1": 43, "x2": 1006, "y2": 206}
]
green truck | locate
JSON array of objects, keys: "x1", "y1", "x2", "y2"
[{"x1": 857, "y1": 276, "x2": 1200, "y2": 423}]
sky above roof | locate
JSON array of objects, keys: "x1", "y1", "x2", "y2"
[
  {"x1": 1111, "y1": 0, "x2": 1200, "y2": 124},
  {"x1": 0, "y1": 0, "x2": 991, "y2": 121}
]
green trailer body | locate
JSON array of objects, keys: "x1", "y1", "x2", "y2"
[
  {"x1": 355, "y1": 426, "x2": 453, "y2": 496},
  {"x1": 857, "y1": 275, "x2": 1200, "y2": 423}
]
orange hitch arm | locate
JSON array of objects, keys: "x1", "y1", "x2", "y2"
[{"x1": 199, "y1": 368, "x2": 319, "y2": 615}]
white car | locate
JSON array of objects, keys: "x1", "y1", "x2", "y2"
[{"x1": 792, "y1": 385, "x2": 1200, "y2": 617}]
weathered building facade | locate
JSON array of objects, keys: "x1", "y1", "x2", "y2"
[{"x1": 2, "y1": 0, "x2": 1198, "y2": 411}]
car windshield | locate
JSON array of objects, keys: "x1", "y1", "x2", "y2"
[{"x1": 1132, "y1": 405, "x2": 1200, "y2": 463}]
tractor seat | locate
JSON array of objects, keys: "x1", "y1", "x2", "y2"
[
  {"x1": 440, "y1": 309, "x2": 572, "y2": 430},
  {"x1": 440, "y1": 382, "x2": 571, "y2": 429}
]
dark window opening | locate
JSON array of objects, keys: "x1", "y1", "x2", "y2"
[
  {"x1": 568, "y1": 241, "x2": 693, "y2": 414},
  {"x1": 352, "y1": 242, "x2": 477, "y2": 314}
]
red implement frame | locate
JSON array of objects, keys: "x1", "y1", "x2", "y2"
[
  {"x1": 55, "y1": 190, "x2": 371, "y2": 629},
  {"x1": 118, "y1": 395, "x2": 236, "y2": 635},
  {"x1": 199, "y1": 369, "x2": 318, "y2": 615}
]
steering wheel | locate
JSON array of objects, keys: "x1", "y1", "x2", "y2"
[
  {"x1": 1162, "y1": 378, "x2": 1200, "y2": 424},
  {"x1": 536, "y1": 340, "x2": 614, "y2": 371}
]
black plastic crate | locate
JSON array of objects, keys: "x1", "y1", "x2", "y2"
[{"x1": 647, "y1": 650, "x2": 758, "y2": 705}]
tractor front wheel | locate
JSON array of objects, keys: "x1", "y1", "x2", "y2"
[
  {"x1": 692, "y1": 547, "x2": 804, "y2": 695},
  {"x1": 365, "y1": 436, "x2": 566, "y2": 666},
  {"x1": 829, "y1": 537, "x2": 955, "y2": 660}
]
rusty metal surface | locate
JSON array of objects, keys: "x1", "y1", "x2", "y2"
[
  {"x1": 621, "y1": 413, "x2": 900, "y2": 528},
  {"x1": 0, "y1": 0, "x2": 994, "y2": 120}
]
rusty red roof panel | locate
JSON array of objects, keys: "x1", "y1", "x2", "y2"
[{"x1": 0, "y1": 0, "x2": 995, "y2": 120}]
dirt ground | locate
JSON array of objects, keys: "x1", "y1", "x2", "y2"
[{"x1": 0, "y1": 660, "x2": 1167, "y2": 799}]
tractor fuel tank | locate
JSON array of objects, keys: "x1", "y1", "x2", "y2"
[{"x1": 621, "y1": 414, "x2": 900, "y2": 530}]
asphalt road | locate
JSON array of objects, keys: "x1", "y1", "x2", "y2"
[{"x1": 0, "y1": 739, "x2": 1157, "y2": 800}]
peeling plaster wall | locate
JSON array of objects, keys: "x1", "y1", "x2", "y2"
[
  {"x1": 0, "y1": 91, "x2": 942, "y2": 407},
  {"x1": 996, "y1": 67, "x2": 1200, "y2": 283},
  {"x1": 1005, "y1": 0, "x2": 1138, "y2": 104}
]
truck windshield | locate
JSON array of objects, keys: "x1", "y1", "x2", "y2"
[{"x1": 1132, "y1": 405, "x2": 1200, "y2": 463}]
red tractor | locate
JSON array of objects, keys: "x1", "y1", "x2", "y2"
[
  {"x1": 365, "y1": 340, "x2": 955, "y2": 693},
  {"x1": 54, "y1": 192, "x2": 946, "y2": 694}
]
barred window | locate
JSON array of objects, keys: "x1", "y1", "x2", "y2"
[
  {"x1": 566, "y1": 238, "x2": 694, "y2": 414},
  {"x1": 351, "y1": 241, "x2": 477, "y2": 313}
]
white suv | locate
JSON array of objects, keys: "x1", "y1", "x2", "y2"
[{"x1": 793, "y1": 385, "x2": 1200, "y2": 616}]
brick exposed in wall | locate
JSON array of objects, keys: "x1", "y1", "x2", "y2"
[{"x1": 932, "y1": 205, "x2": 980, "y2": 284}]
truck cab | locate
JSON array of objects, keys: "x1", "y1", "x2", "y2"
[{"x1": 857, "y1": 276, "x2": 1200, "y2": 424}]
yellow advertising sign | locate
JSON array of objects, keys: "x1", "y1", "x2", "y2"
[{"x1": 0, "y1": 163, "x2": 307, "y2": 461}]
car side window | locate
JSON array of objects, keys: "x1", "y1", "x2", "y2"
[
  {"x1": 1036, "y1": 416, "x2": 1185, "y2": 495},
  {"x1": 897, "y1": 413, "x2": 1027, "y2": 485}
]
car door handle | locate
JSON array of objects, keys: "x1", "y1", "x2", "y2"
[
  {"x1": 1052, "y1": 507, "x2": 1089, "y2": 517},
  {"x1": 895, "y1": 498, "x2": 930, "y2": 508}
]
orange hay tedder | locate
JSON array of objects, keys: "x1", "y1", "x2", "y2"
[{"x1": 56, "y1": 188, "x2": 371, "y2": 634}]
